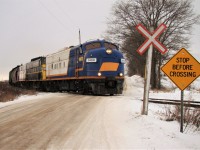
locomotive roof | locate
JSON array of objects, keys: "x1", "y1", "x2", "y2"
[
  {"x1": 82, "y1": 39, "x2": 118, "y2": 48},
  {"x1": 10, "y1": 65, "x2": 20, "y2": 72},
  {"x1": 31, "y1": 56, "x2": 45, "y2": 62}
]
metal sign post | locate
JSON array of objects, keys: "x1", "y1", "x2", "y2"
[{"x1": 180, "y1": 90, "x2": 184, "y2": 133}]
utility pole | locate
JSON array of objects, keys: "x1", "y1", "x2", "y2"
[
  {"x1": 135, "y1": 23, "x2": 167, "y2": 115},
  {"x1": 79, "y1": 29, "x2": 81, "y2": 45}
]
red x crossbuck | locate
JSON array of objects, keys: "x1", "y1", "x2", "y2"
[{"x1": 136, "y1": 23, "x2": 167, "y2": 55}]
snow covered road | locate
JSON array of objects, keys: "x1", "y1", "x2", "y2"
[
  {"x1": 0, "y1": 90, "x2": 200, "y2": 149},
  {"x1": 0, "y1": 93, "x2": 104, "y2": 149}
]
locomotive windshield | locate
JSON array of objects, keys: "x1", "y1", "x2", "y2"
[
  {"x1": 85, "y1": 42, "x2": 101, "y2": 51},
  {"x1": 85, "y1": 42, "x2": 118, "y2": 51},
  {"x1": 105, "y1": 42, "x2": 118, "y2": 50}
]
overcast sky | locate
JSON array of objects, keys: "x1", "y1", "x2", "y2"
[{"x1": 0, "y1": 0, "x2": 200, "y2": 80}]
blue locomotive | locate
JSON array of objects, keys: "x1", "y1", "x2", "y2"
[{"x1": 9, "y1": 39, "x2": 125, "y2": 95}]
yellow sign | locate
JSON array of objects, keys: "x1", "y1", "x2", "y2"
[{"x1": 161, "y1": 48, "x2": 200, "y2": 91}]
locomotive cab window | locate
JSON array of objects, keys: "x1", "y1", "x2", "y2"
[
  {"x1": 105, "y1": 42, "x2": 118, "y2": 50},
  {"x1": 79, "y1": 47, "x2": 83, "y2": 54},
  {"x1": 85, "y1": 42, "x2": 101, "y2": 51}
]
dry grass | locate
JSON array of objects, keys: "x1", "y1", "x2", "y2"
[
  {"x1": 0, "y1": 81, "x2": 36, "y2": 102},
  {"x1": 151, "y1": 87, "x2": 174, "y2": 93},
  {"x1": 162, "y1": 104, "x2": 200, "y2": 132}
]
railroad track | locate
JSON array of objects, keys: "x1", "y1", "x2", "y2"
[{"x1": 144, "y1": 98, "x2": 200, "y2": 108}]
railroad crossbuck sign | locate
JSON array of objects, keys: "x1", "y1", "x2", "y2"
[
  {"x1": 161, "y1": 48, "x2": 200, "y2": 91},
  {"x1": 136, "y1": 23, "x2": 167, "y2": 55}
]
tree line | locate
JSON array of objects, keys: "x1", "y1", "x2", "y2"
[{"x1": 105, "y1": 0, "x2": 199, "y2": 89}]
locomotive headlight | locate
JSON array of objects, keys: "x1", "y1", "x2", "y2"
[
  {"x1": 98, "y1": 72, "x2": 102, "y2": 76},
  {"x1": 106, "y1": 49, "x2": 112, "y2": 54},
  {"x1": 119, "y1": 73, "x2": 123, "y2": 77}
]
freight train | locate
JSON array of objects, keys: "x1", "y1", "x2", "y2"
[{"x1": 9, "y1": 39, "x2": 125, "y2": 95}]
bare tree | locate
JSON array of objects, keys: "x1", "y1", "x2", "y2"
[{"x1": 105, "y1": 0, "x2": 200, "y2": 89}]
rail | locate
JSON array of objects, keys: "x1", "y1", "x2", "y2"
[{"x1": 141, "y1": 98, "x2": 200, "y2": 108}]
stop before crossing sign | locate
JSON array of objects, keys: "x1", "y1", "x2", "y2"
[{"x1": 161, "y1": 48, "x2": 200, "y2": 91}]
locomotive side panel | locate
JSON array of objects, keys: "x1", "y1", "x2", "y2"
[
  {"x1": 26, "y1": 57, "x2": 45, "y2": 81},
  {"x1": 46, "y1": 47, "x2": 70, "y2": 79},
  {"x1": 26, "y1": 59, "x2": 40, "y2": 80},
  {"x1": 19, "y1": 64, "x2": 26, "y2": 81},
  {"x1": 67, "y1": 49, "x2": 76, "y2": 77}
]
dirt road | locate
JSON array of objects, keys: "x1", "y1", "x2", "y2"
[{"x1": 0, "y1": 93, "x2": 125, "y2": 149}]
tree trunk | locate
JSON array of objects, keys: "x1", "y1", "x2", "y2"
[
  {"x1": 151, "y1": 50, "x2": 157, "y2": 89},
  {"x1": 157, "y1": 53, "x2": 162, "y2": 89}
]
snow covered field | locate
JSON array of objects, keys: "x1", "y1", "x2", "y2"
[{"x1": 0, "y1": 75, "x2": 200, "y2": 149}]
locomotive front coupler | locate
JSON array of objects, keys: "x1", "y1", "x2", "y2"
[{"x1": 105, "y1": 77, "x2": 117, "y2": 88}]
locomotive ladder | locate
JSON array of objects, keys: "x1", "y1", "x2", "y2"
[{"x1": 75, "y1": 49, "x2": 79, "y2": 78}]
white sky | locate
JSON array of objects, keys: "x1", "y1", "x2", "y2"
[{"x1": 0, "y1": 0, "x2": 199, "y2": 80}]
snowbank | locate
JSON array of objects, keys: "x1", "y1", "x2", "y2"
[
  {"x1": 0, "y1": 92, "x2": 53, "y2": 109},
  {"x1": 123, "y1": 75, "x2": 144, "y2": 97},
  {"x1": 125, "y1": 75, "x2": 200, "y2": 102}
]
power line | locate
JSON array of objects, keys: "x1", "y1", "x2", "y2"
[
  {"x1": 37, "y1": 0, "x2": 75, "y2": 34},
  {"x1": 52, "y1": 0, "x2": 79, "y2": 29}
]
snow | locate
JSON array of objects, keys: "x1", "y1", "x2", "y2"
[
  {"x1": 1, "y1": 75, "x2": 200, "y2": 149},
  {"x1": 118, "y1": 75, "x2": 200, "y2": 149}
]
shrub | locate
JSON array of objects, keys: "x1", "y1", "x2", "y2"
[
  {"x1": 0, "y1": 81, "x2": 36, "y2": 102},
  {"x1": 162, "y1": 104, "x2": 200, "y2": 132}
]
